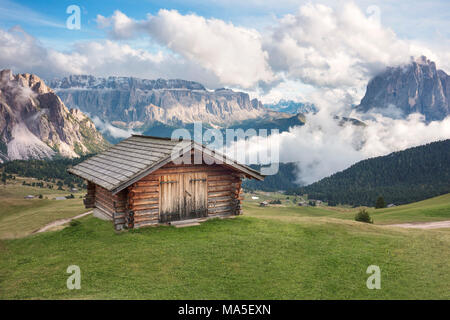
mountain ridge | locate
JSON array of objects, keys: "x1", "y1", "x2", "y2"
[
  {"x1": 49, "y1": 74, "x2": 268, "y2": 128},
  {"x1": 356, "y1": 56, "x2": 450, "y2": 121},
  {"x1": 0, "y1": 70, "x2": 109, "y2": 162}
]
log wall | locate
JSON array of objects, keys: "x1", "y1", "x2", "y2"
[
  {"x1": 93, "y1": 185, "x2": 128, "y2": 230},
  {"x1": 84, "y1": 182, "x2": 95, "y2": 208},
  {"x1": 86, "y1": 161, "x2": 244, "y2": 229},
  {"x1": 127, "y1": 162, "x2": 243, "y2": 228}
]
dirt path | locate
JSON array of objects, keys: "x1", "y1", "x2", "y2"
[
  {"x1": 34, "y1": 211, "x2": 93, "y2": 234},
  {"x1": 387, "y1": 220, "x2": 450, "y2": 229}
]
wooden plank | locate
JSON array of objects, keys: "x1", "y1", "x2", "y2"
[
  {"x1": 207, "y1": 175, "x2": 236, "y2": 181},
  {"x1": 208, "y1": 190, "x2": 233, "y2": 197},
  {"x1": 207, "y1": 180, "x2": 234, "y2": 187},
  {"x1": 208, "y1": 201, "x2": 231, "y2": 209},
  {"x1": 133, "y1": 180, "x2": 159, "y2": 187},
  {"x1": 133, "y1": 208, "x2": 159, "y2": 215},
  {"x1": 152, "y1": 166, "x2": 225, "y2": 175},
  {"x1": 129, "y1": 198, "x2": 159, "y2": 206},
  {"x1": 138, "y1": 175, "x2": 160, "y2": 182},
  {"x1": 134, "y1": 208, "x2": 159, "y2": 215},
  {"x1": 130, "y1": 203, "x2": 160, "y2": 212},
  {"x1": 208, "y1": 185, "x2": 232, "y2": 192},
  {"x1": 208, "y1": 207, "x2": 233, "y2": 215},
  {"x1": 95, "y1": 202, "x2": 114, "y2": 217},
  {"x1": 134, "y1": 220, "x2": 159, "y2": 228},
  {"x1": 206, "y1": 170, "x2": 235, "y2": 177},
  {"x1": 208, "y1": 196, "x2": 232, "y2": 203},
  {"x1": 134, "y1": 215, "x2": 159, "y2": 223},
  {"x1": 130, "y1": 186, "x2": 159, "y2": 193}
]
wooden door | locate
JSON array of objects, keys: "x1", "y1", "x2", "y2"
[{"x1": 160, "y1": 172, "x2": 207, "y2": 222}]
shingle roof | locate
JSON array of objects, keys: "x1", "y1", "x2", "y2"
[{"x1": 68, "y1": 135, "x2": 264, "y2": 194}]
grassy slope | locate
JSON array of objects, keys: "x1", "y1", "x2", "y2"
[
  {"x1": 244, "y1": 193, "x2": 450, "y2": 225},
  {"x1": 0, "y1": 215, "x2": 448, "y2": 299},
  {"x1": 0, "y1": 184, "x2": 87, "y2": 239},
  {"x1": 0, "y1": 186, "x2": 449, "y2": 299}
]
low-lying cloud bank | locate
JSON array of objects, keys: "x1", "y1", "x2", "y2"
[
  {"x1": 227, "y1": 98, "x2": 450, "y2": 185},
  {"x1": 89, "y1": 115, "x2": 140, "y2": 139}
]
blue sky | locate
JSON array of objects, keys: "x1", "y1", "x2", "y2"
[
  {"x1": 0, "y1": 0, "x2": 449, "y2": 103},
  {"x1": 1, "y1": 0, "x2": 448, "y2": 46}
]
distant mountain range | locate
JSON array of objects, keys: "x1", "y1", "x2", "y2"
[
  {"x1": 356, "y1": 56, "x2": 450, "y2": 121},
  {"x1": 0, "y1": 70, "x2": 109, "y2": 162},
  {"x1": 264, "y1": 100, "x2": 317, "y2": 114},
  {"x1": 296, "y1": 139, "x2": 450, "y2": 206},
  {"x1": 49, "y1": 75, "x2": 268, "y2": 129}
]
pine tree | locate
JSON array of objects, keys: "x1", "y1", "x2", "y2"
[{"x1": 375, "y1": 196, "x2": 386, "y2": 209}]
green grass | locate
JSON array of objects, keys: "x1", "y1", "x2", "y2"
[
  {"x1": 0, "y1": 215, "x2": 448, "y2": 299},
  {"x1": 0, "y1": 186, "x2": 449, "y2": 299},
  {"x1": 243, "y1": 192, "x2": 450, "y2": 225},
  {"x1": 0, "y1": 184, "x2": 87, "y2": 239},
  {"x1": 367, "y1": 194, "x2": 450, "y2": 224}
]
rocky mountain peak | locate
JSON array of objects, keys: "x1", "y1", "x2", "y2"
[
  {"x1": 0, "y1": 70, "x2": 109, "y2": 162},
  {"x1": 356, "y1": 56, "x2": 450, "y2": 121}
]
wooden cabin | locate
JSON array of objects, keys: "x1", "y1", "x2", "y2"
[{"x1": 68, "y1": 135, "x2": 264, "y2": 230}]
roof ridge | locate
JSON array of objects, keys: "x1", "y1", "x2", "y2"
[{"x1": 131, "y1": 134, "x2": 191, "y2": 142}]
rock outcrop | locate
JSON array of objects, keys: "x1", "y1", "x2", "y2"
[
  {"x1": 48, "y1": 75, "x2": 267, "y2": 128},
  {"x1": 356, "y1": 56, "x2": 450, "y2": 121},
  {"x1": 0, "y1": 70, "x2": 109, "y2": 162}
]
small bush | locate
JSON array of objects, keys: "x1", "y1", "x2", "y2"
[
  {"x1": 269, "y1": 199, "x2": 282, "y2": 204},
  {"x1": 69, "y1": 220, "x2": 81, "y2": 227},
  {"x1": 355, "y1": 209, "x2": 373, "y2": 224},
  {"x1": 38, "y1": 194, "x2": 43, "y2": 199}
]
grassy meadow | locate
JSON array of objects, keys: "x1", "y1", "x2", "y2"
[
  {"x1": 244, "y1": 192, "x2": 450, "y2": 225},
  {"x1": 0, "y1": 181, "x2": 87, "y2": 239},
  {"x1": 0, "y1": 183, "x2": 449, "y2": 299}
]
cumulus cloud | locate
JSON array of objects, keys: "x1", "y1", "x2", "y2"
[
  {"x1": 97, "y1": 9, "x2": 275, "y2": 88},
  {"x1": 0, "y1": 26, "x2": 223, "y2": 87},
  {"x1": 263, "y1": 2, "x2": 428, "y2": 99},
  {"x1": 1, "y1": 4, "x2": 448, "y2": 94}
]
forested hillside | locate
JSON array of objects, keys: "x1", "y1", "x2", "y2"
[
  {"x1": 296, "y1": 140, "x2": 450, "y2": 206},
  {"x1": 0, "y1": 156, "x2": 90, "y2": 188},
  {"x1": 243, "y1": 162, "x2": 299, "y2": 191}
]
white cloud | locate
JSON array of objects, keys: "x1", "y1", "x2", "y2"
[
  {"x1": 90, "y1": 115, "x2": 139, "y2": 139},
  {"x1": 97, "y1": 10, "x2": 140, "y2": 40},
  {"x1": 96, "y1": 9, "x2": 275, "y2": 88},
  {"x1": 229, "y1": 98, "x2": 450, "y2": 185},
  {"x1": 2, "y1": 3, "x2": 449, "y2": 95},
  {"x1": 0, "y1": 26, "x2": 222, "y2": 87},
  {"x1": 263, "y1": 2, "x2": 428, "y2": 100}
]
